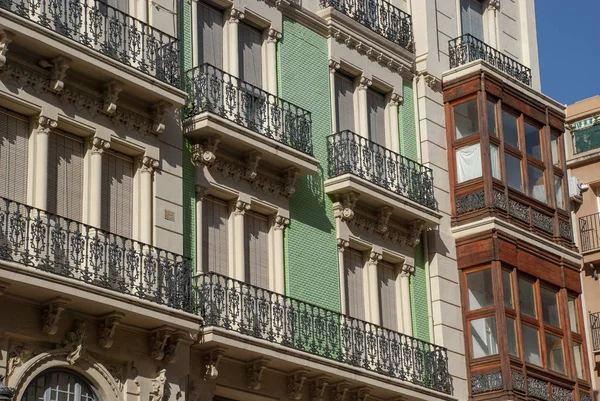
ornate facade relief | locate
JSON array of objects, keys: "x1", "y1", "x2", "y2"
[
  {"x1": 150, "y1": 327, "x2": 176, "y2": 361},
  {"x1": 333, "y1": 192, "x2": 359, "y2": 222},
  {"x1": 151, "y1": 101, "x2": 172, "y2": 135},
  {"x1": 150, "y1": 369, "x2": 167, "y2": 401},
  {"x1": 191, "y1": 136, "x2": 221, "y2": 167},
  {"x1": 203, "y1": 348, "x2": 226, "y2": 380},
  {"x1": 309, "y1": 376, "x2": 330, "y2": 401},
  {"x1": 244, "y1": 151, "x2": 262, "y2": 181},
  {"x1": 102, "y1": 81, "x2": 124, "y2": 115},
  {"x1": 98, "y1": 312, "x2": 124, "y2": 349},
  {"x1": 288, "y1": 370, "x2": 309, "y2": 400},
  {"x1": 352, "y1": 388, "x2": 371, "y2": 401},
  {"x1": 42, "y1": 297, "x2": 70, "y2": 335},
  {"x1": 46, "y1": 56, "x2": 71, "y2": 93},
  {"x1": 62, "y1": 320, "x2": 86, "y2": 365},
  {"x1": 246, "y1": 358, "x2": 269, "y2": 390},
  {"x1": 7, "y1": 345, "x2": 34, "y2": 380},
  {"x1": 331, "y1": 382, "x2": 350, "y2": 401},
  {"x1": 0, "y1": 29, "x2": 13, "y2": 68}
]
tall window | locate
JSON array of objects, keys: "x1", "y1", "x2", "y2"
[
  {"x1": 198, "y1": 3, "x2": 223, "y2": 69},
  {"x1": 465, "y1": 268, "x2": 499, "y2": 359},
  {"x1": 203, "y1": 196, "x2": 229, "y2": 275},
  {"x1": 551, "y1": 131, "x2": 566, "y2": 209},
  {"x1": 367, "y1": 88, "x2": 386, "y2": 146},
  {"x1": 101, "y1": 150, "x2": 134, "y2": 238},
  {"x1": 238, "y1": 22, "x2": 262, "y2": 87},
  {"x1": 460, "y1": 0, "x2": 484, "y2": 40},
  {"x1": 245, "y1": 210, "x2": 269, "y2": 288},
  {"x1": 335, "y1": 73, "x2": 355, "y2": 132},
  {"x1": 23, "y1": 370, "x2": 98, "y2": 401},
  {"x1": 0, "y1": 108, "x2": 29, "y2": 204},
  {"x1": 453, "y1": 98, "x2": 482, "y2": 183},
  {"x1": 568, "y1": 295, "x2": 587, "y2": 380},
  {"x1": 378, "y1": 261, "x2": 398, "y2": 330},
  {"x1": 344, "y1": 248, "x2": 365, "y2": 320}
]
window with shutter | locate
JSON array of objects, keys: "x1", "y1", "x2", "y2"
[
  {"x1": 335, "y1": 73, "x2": 355, "y2": 132},
  {"x1": 344, "y1": 248, "x2": 365, "y2": 320},
  {"x1": 378, "y1": 261, "x2": 398, "y2": 330},
  {"x1": 0, "y1": 108, "x2": 29, "y2": 204},
  {"x1": 101, "y1": 150, "x2": 134, "y2": 238},
  {"x1": 238, "y1": 22, "x2": 263, "y2": 87},
  {"x1": 47, "y1": 130, "x2": 84, "y2": 221},
  {"x1": 460, "y1": 0, "x2": 484, "y2": 41},
  {"x1": 203, "y1": 196, "x2": 229, "y2": 275},
  {"x1": 198, "y1": 3, "x2": 223, "y2": 69},
  {"x1": 245, "y1": 211, "x2": 269, "y2": 288},
  {"x1": 367, "y1": 88, "x2": 386, "y2": 146}
]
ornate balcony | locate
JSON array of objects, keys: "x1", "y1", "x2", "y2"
[
  {"x1": 448, "y1": 34, "x2": 532, "y2": 87},
  {"x1": 320, "y1": 0, "x2": 414, "y2": 52},
  {"x1": 195, "y1": 272, "x2": 452, "y2": 395},
  {"x1": 183, "y1": 63, "x2": 319, "y2": 175},
  {"x1": 0, "y1": 197, "x2": 193, "y2": 312},
  {"x1": 590, "y1": 312, "x2": 600, "y2": 352},
  {"x1": 580, "y1": 212, "x2": 600, "y2": 253}
]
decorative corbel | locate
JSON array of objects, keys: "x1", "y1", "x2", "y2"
[
  {"x1": 191, "y1": 135, "x2": 220, "y2": 167},
  {"x1": 309, "y1": 376, "x2": 331, "y2": 401},
  {"x1": 358, "y1": 76, "x2": 372, "y2": 90},
  {"x1": 91, "y1": 137, "x2": 110, "y2": 155},
  {"x1": 234, "y1": 200, "x2": 251, "y2": 216},
  {"x1": 375, "y1": 206, "x2": 392, "y2": 234},
  {"x1": 328, "y1": 59, "x2": 341, "y2": 72},
  {"x1": 282, "y1": 167, "x2": 299, "y2": 196},
  {"x1": 98, "y1": 312, "x2": 124, "y2": 349},
  {"x1": 390, "y1": 92, "x2": 403, "y2": 107},
  {"x1": 336, "y1": 238, "x2": 349, "y2": 253},
  {"x1": 62, "y1": 320, "x2": 86, "y2": 365},
  {"x1": 352, "y1": 388, "x2": 371, "y2": 401},
  {"x1": 331, "y1": 381, "x2": 351, "y2": 401},
  {"x1": 288, "y1": 370, "x2": 309, "y2": 400},
  {"x1": 140, "y1": 156, "x2": 160, "y2": 174},
  {"x1": 7, "y1": 344, "x2": 34, "y2": 379},
  {"x1": 36, "y1": 115, "x2": 58, "y2": 136},
  {"x1": 335, "y1": 192, "x2": 359, "y2": 221},
  {"x1": 203, "y1": 347, "x2": 227, "y2": 380},
  {"x1": 0, "y1": 28, "x2": 14, "y2": 68},
  {"x1": 150, "y1": 369, "x2": 167, "y2": 401},
  {"x1": 0, "y1": 280, "x2": 10, "y2": 297},
  {"x1": 267, "y1": 29, "x2": 282, "y2": 43},
  {"x1": 228, "y1": 8, "x2": 245, "y2": 23},
  {"x1": 246, "y1": 358, "x2": 269, "y2": 390},
  {"x1": 149, "y1": 326, "x2": 175, "y2": 361},
  {"x1": 164, "y1": 331, "x2": 186, "y2": 363},
  {"x1": 49, "y1": 56, "x2": 71, "y2": 93},
  {"x1": 244, "y1": 150, "x2": 262, "y2": 181},
  {"x1": 368, "y1": 251, "x2": 383, "y2": 266},
  {"x1": 274, "y1": 215, "x2": 290, "y2": 231},
  {"x1": 400, "y1": 264, "x2": 415, "y2": 278},
  {"x1": 407, "y1": 220, "x2": 424, "y2": 247},
  {"x1": 421, "y1": 72, "x2": 441, "y2": 92},
  {"x1": 42, "y1": 297, "x2": 70, "y2": 335},
  {"x1": 488, "y1": 0, "x2": 500, "y2": 10},
  {"x1": 102, "y1": 81, "x2": 124, "y2": 115},
  {"x1": 151, "y1": 101, "x2": 171, "y2": 134}
]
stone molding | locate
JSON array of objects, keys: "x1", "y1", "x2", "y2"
[{"x1": 348, "y1": 214, "x2": 424, "y2": 247}]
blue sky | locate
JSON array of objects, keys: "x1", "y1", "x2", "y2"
[{"x1": 536, "y1": 1, "x2": 600, "y2": 105}]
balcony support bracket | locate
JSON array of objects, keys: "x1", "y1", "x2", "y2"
[
  {"x1": 47, "y1": 56, "x2": 71, "y2": 93},
  {"x1": 288, "y1": 370, "x2": 310, "y2": 400},
  {"x1": 309, "y1": 376, "x2": 331, "y2": 401},
  {"x1": 244, "y1": 151, "x2": 262, "y2": 181},
  {"x1": 333, "y1": 192, "x2": 360, "y2": 222},
  {"x1": 246, "y1": 358, "x2": 269, "y2": 390},
  {"x1": 42, "y1": 297, "x2": 71, "y2": 335},
  {"x1": 192, "y1": 136, "x2": 221, "y2": 167},
  {"x1": 151, "y1": 101, "x2": 173, "y2": 135},
  {"x1": 149, "y1": 326, "x2": 176, "y2": 361},
  {"x1": 0, "y1": 28, "x2": 14, "y2": 68},
  {"x1": 102, "y1": 81, "x2": 124, "y2": 115},
  {"x1": 331, "y1": 382, "x2": 351, "y2": 401},
  {"x1": 283, "y1": 167, "x2": 300, "y2": 197},
  {"x1": 98, "y1": 312, "x2": 125, "y2": 349},
  {"x1": 203, "y1": 347, "x2": 227, "y2": 380},
  {"x1": 0, "y1": 280, "x2": 10, "y2": 296}
]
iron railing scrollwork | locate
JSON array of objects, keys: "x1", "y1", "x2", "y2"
[
  {"x1": 0, "y1": 197, "x2": 193, "y2": 311},
  {"x1": 579, "y1": 212, "x2": 600, "y2": 252},
  {"x1": 590, "y1": 312, "x2": 600, "y2": 352},
  {"x1": 0, "y1": 0, "x2": 180, "y2": 86},
  {"x1": 320, "y1": 0, "x2": 414, "y2": 52},
  {"x1": 448, "y1": 34, "x2": 532, "y2": 86},
  {"x1": 327, "y1": 130, "x2": 436, "y2": 210},
  {"x1": 195, "y1": 272, "x2": 452, "y2": 394},
  {"x1": 183, "y1": 63, "x2": 314, "y2": 156}
]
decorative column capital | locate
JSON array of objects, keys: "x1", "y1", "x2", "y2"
[
  {"x1": 228, "y1": 8, "x2": 245, "y2": 23},
  {"x1": 267, "y1": 29, "x2": 282, "y2": 43},
  {"x1": 91, "y1": 137, "x2": 110, "y2": 155},
  {"x1": 234, "y1": 200, "x2": 251, "y2": 216},
  {"x1": 400, "y1": 264, "x2": 415, "y2": 277},
  {"x1": 368, "y1": 251, "x2": 382, "y2": 266},
  {"x1": 358, "y1": 76, "x2": 372, "y2": 90},
  {"x1": 390, "y1": 92, "x2": 403, "y2": 106},
  {"x1": 337, "y1": 239, "x2": 349, "y2": 253},
  {"x1": 36, "y1": 115, "x2": 58, "y2": 135},
  {"x1": 140, "y1": 156, "x2": 159, "y2": 173},
  {"x1": 328, "y1": 59, "x2": 340, "y2": 73},
  {"x1": 488, "y1": 0, "x2": 500, "y2": 10},
  {"x1": 0, "y1": 28, "x2": 14, "y2": 68},
  {"x1": 274, "y1": 215, "x2": 290, "y2": 231}
]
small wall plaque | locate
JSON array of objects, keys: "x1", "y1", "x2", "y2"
[{"x1": 164, "y1": 209, "x2": 175, "y2": 222}]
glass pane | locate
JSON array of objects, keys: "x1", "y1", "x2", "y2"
[
  {"x1": 522, "y1": 324, "x2": 541, "y2": 365},
  {"x1": 502, "y1": 269, "x2": 513, "y2": 308},
  {"x1": 573, "y1": 342, "x2": 585, "y2": 379},
  {"x1": 545, "y1": 332, "x2": 565, "y2": 374},
  {"x1": 524, "y1": 122, "x2": 542, "y2": 160},
  {"x1": 467, "y1": 269, "x2": 494, "y2": 310},
  {"x1": 507, "y1": 317, "x2": 518, "y2": 356},
  {"x1": 568, "y1": 296, "x2": 579, "y2": 333},
  {"x1": 505, "y1": 153, "x2": 523, "y2": 191},
  {"x1": 490, "y1": 144, "x2": 500, "y2": 179},
  {"x1": 487, "y1": 100, "x2": 497, "y2": 136},
  {"x1": 528, "y1": 164, "x2": 546, "y2": 203},
  {"x1": 518, "y1": 278, "x2": 536, "y2": 318},
  {"x1": 502, "y1": 111, "x2": 519, "y2": 149},
  {"x1": 551, "y1": 135, "x2": 561, "y2": 167},
  {"x1": 541, "y1": 287, "x2": 560, "y2": 327},
  {"x1": 454, "y1": 99, "x2": 479, "y2": 139},
  {"x1": 456, "y1": 143, "x2": 482, "y2": 183},
  {"x1": 555, "y1": 176, "x2": 564, "y2": 209},
  {"x1": 470, "y1": 316, "x2": 498, "y2": 358}
]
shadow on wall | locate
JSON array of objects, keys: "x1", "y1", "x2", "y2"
[{"x1": 289, "y1": 165, "x2": 334, "y2": 233}]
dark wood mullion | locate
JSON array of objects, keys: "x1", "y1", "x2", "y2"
[
  {"x1": 544, "y1": 107, "x2": 560, "y2": 238},
  {"x1": 491, "y1": 260, "x2": 512, "y2": 390},
  {"x1": 497, "y1": 99, "x2": 510, "y2": 218},
  {"x1": 479, "y1": 84, "x2": 494, "y2": 209},
  {"x1": 559, "y1": 288, "x2": 576, "y2": 380},
  {"x1": 534, "y1": 278, "x2": 548, "y2": 369},
  {"x1": 446, "y1": 102, "x2": 458, "y2": 218}
]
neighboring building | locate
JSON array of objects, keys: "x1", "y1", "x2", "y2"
[
  {"x1": 566, "y1": 95, "x2": 600, "y2": 397},
  {"x1": 0, "y1": 1, "x2": 592, "y2": 401}
]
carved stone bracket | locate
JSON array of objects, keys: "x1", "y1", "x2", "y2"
[
  {"x1": 244, "y1": 151, "x2": 262, "y2": 181},
  {"x1": 150, "y1": 326, "x2": 176, "y2": 361},
  {"x1": 36, "y1": 115, "x2": 58, "y2": 136},
  {"x1": 400, "y1": 264, "x2": 415, "y2": 278},
  {"x1": 164, "y1": 331, "x2": 186, "y2": 363},
  {"x1": 331, "y1": 382, "x2": 351, "y2": 401},
  {"x1": 140, "y1": 156, "x2": 160, "y2": 174},
  {"x1": 98, "y1": 312, "x2": 124, "y2": 349},
  {"x1": 102, "y1": 81, "x2": 124, "y2": 115},
  {"x1": 42, "y1": 297, "x2": 70, "y2": 335},
  {"x1": 283, "y1": 167, "x2": 299, "y2": 196},
  {"x1": 352, "y1": 387, "x2": 371, "y2": 401},
  {"x1": 376, "y1": 206, "x2": 392, "y2": 234},
  {"x1": 234, "y1": 200, "x2": 251, "y2": 216},
  {"x1": 228, "y1": 8, "x2": 245, "y2": 23},
  {"x1": 390, "y1": 92, "x2": 403, "y2": 106},
  {"x1": 151, "y1": 102, "x2": 172, "y2": 134},
  {"x1": 274, "y1": 215, "x2": 290, "y2": 231},
  {"x1": 48, "y1": 56, "x2": 71, "y2": 93},
  {"x1": 150, "y1": 369, "x2": 167, "y2": 401},
  {"x1": 203, "y1": 347, "x2": 227, "y2": 380},
  {"x1": 421, "y1": 72, "x2": 441, "y2": 92},
  {"x1": 334, "y1": 192, "x2": 359, "y2": 221},
  {"x1": 488, "y1": 0, "x2": 500, "y2": 10},
  {"x1": 337, "y1": 238, "x2": 349, "y2": 253},
  {"x1": 368, "y1": 251, "x2": 383, "y2": 266},
  {"x1": 0, "y1": 29, "x2": 14, "y2": 68},
  {"x1": 62, "y1": 320, "x2": 86, "y2": 365},
  {"x1": 0, "y1": 280, "x2": 10, "y2": 297},
  {"x1": 191, "y1": 136, "x2": 221, "y2": 167},
  {"x1": 246, "y1": 358, "x2": 269, "y2": 390},
  {"x1": 7, "y1": 344, "x2": 34, "y2": 379},
  {"x1": 358, "y1": 76, "x2": 372, "y2": 90},
  {"x1": 309, "y1": 376, "x2": 331, "y2": 401},
  {"x1": 328, "y1": 59, "x2": 340, "y2": 73},
  {"x1": 407, "y1": 220, "x2": 424, "y2": 247},
  {"x1": 91, "y1": 137, "x2": 111, "y2": 155},
  {"x1": 267, "y1": 29, "x2": 282, "y2": 43},
  {"x1": 288, "y1": 370, "x2": 309, "y2": 400}
]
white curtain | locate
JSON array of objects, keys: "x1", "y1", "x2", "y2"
[
  {"x1": 533, "y1": 185, "x2": 546, "y2": 203},
  {"x1": 456, "y1": 143, "x2": 482, "y2": 183},
  {"x1": 490, "y1": 144, "x2": 500, "y2": 179},
  {"x1": 555, "y1": 177, "x2": 564, "y2": 209}
]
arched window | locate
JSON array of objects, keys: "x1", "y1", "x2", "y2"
[{"x1": 22, "y1": 371, "x2": 98, "y2": 401}]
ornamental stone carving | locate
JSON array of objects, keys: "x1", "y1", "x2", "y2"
[
  {"x1": 36, "y1": 116, "x2": 58, "y2": 136},
  {"x1": 42, "y1": 297, "x2": 70, "y2": 335},
  {"x1": 274, "y1": 215, "x2": 290, "y2": 231},
  {"x1": 247, "y1": 358, "x2": 269, "y2": 390},
  {"x1": 150, "y1": 326, "x2": 175, "y2": 361},
  {"x1": 98, "y1": 312, "x2": 124, "y2": 349},
  {"x1": 151, "y1": 101, "x2": 171, "y2": 135},
  {"x1": 358, "y1": 76, "x2": 372, "y2": 90},
  {"x1": 421, "y1": 73, "x2": 441, "y2": 92},
  {"x1": 91, "y1": 137, "x2": 111, "y2": 155},
  {"x1": 7, "y1": 345, "x2": 34, "y2": 379},
  {"x1": 244, "y1": 151, "x2": 262, "y2": 181},
  {"x1": 140, "y1": 156, "x2": 160, "y2": 174},
  {"x1": 0, "y1": 29, "x2": 14, "y2": 68},
  {"x1": 337, "y1": 239, "x2": 349, "y2": 253},
  {"x1": 288, "y1": 370, "x2": 309, "y2": 400},
  {"x1": 328, "y1": 59, "x2": 340, "y2": 73},
  {"x1": 62, "y1": 320, "x2": 86, "y2": 365},
  {"x1": 234, "y1": 200, "x2": 251, "y2": 216},
  {"x1": 164, "y1": 331, "x2": 186, "y2": 363},
  {"x1": 102, "y1": 80, "x2": 124, "y2": 115},
  {"x1": 488, "y1": 0, "x2": 500, "y2": 10},
  {"x1": 192, "y1": 136, "x2": 221, "y2": 167},
  {"x1": 150, "y1": 369, "x2": 167, "y2": 401},
  {"x1": 283, "y1": 167, "x2": 300, "y2": 197},
  {"x1": 331, "y1": 382, "x2": 350, "y2": 401},
  {"x1": 368, "y1": 251, "x2": 382, "y2": 266},
  {"x1": 400, "y1": 264, "x2": 415, "y2": 277},
  {"x1": 228, "y1": 8, "x2": 245, "y2": 23},
  {"x1": 376, "y1": 206, "x2": 392, "y2": 234},
  {"x1": 267, "y1": 29, "x2": 282, "y2": 43},
  {"x1": 334, "y1": 192, "x2": 359, "y2": 221},
  {"x1": 390, "y1": 92, "x2": 403, "y2": 106},
  {"x1": 48, "y1": 56, "x2": 71, "y2": 93},
  {"x1": 352, "y1": 388, "x2": 370, "y2": 401},
  {"x1": 309, "y1": 377, "x2": 330, "y2": 401},
  {"x1": 203, "y1": 348, "x2": 226, "y2": 380}
]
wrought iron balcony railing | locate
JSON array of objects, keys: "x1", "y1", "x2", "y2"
[
  {"x1": 320, "y1": 0, "x2": 414, "y2": 52},
  {"x1": 0, "y1": 197, "x2": 192, "y2": 311},
  {"x1": 580, "y1": 212, "x2": 600, "y2": 252},
  {"x1": 590, "y1": 312, "x2": 600, "y2": 352},
  {"x1": 183, "y1": 64, "x2": 314, "y2": 156},
  {"x1": 573, "y1": 124, "x2": 600, "y2": 154},
  {"x1": 195, "y1": 272, "x2": 452, "y2": 394},
  {"x1": 448, "y1": 34, "x2": 532, "y2": 87},
  {"x1": 327, "y1": 130, "x2": 436, "y2": 210},
  {"x1": 0, "y1": 0, "x2": 180, "y2": 86}
]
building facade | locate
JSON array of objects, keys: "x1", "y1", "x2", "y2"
[
  {"x1": 565, "y1": 96, "x2": 600, "y2": 398},
  {"x1": 0, "y1": 1, "x2": 592, "y2": 401}
]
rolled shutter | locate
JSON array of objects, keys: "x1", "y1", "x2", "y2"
[
  {"x1": 245, "y1": 211, "x2": 269, "y2": 288},
  {"x1": 367, "y1": 88, "x2": 386, "y2": 146},
  {"x1": 238, "y1": 23, "x2": 263, "y2": 87},
  {"x1": 198, "y1": 3, "x2": 223, "y2": 69},
  {"x1": 335, "y1": 73, "x2": 355, "y2": 132},
  {"x1": 378, "y1": 261, "x2": 398, "y2": 330},
  {"x1": 461, "y1": 0, "x2": 484, "y2": 40},
  {"x1": 344, "y1": 248, "x2": 365, "y2": 320},
  {"x1": 202, "y1": 196, "x2": 229, "y2": 275},
  {"x1": 47, "y1": 130, "x2": 84, "y2": 221},
  {"x1": 0, "y1": 108, "x2": 29, "y2": 204},
  {"x1": 101, "y1": 150, "x2": 134, "y2": 238}
]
